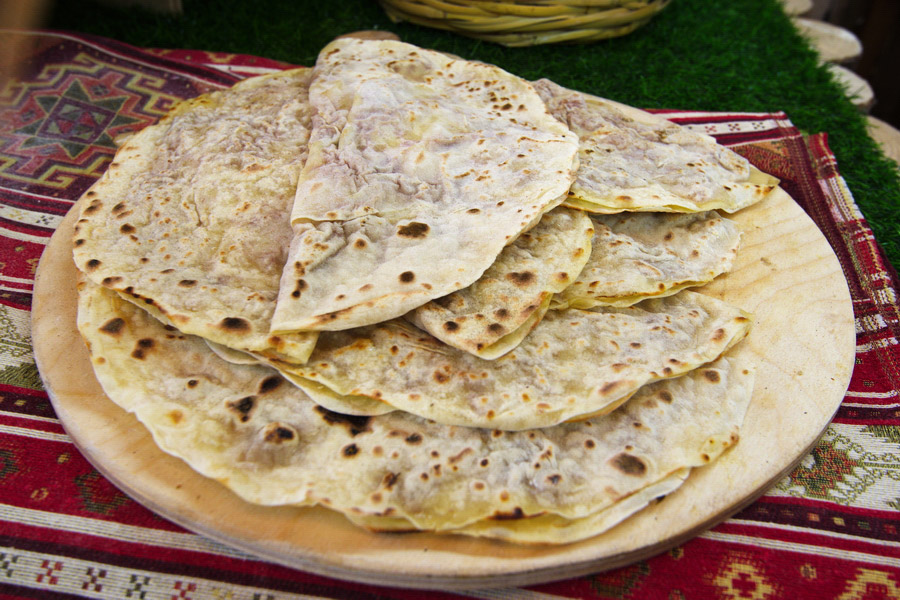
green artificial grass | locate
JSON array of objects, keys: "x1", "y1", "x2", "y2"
[{"x1": 48, "y1": 0, "x2": 899, "y2": 268}]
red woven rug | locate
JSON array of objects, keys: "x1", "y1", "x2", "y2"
[{"x1": 1, "y1": 30, "x2": 898, "y2": 600}]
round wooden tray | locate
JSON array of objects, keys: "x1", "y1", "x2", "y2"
[{"x1": 32, "y1": 187, "x2": 855, "y2": 590}]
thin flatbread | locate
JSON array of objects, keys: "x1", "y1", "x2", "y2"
[
  {"x1": 77, "y1": 280, "x2": 753, "y2": 544},
  {"x1": 532, "y1": 78, "x2": 777, "y2": 214},
  {"x1": 553, "y1": 211, "x2": 741, "y2": 309},
  {"x1": 270, "y1": 39, "x2": 579, "y2": 333},
  {"x1": 276, "y1": 291, "x2": 752, "y2": 429},
  {"x1": 72, "y1": 69, "x2": 317, "y2": 364},
  {"x1": 408, "y1": 206, "x2": 593, "y2": 359},
  {"x1": 344, "y1": 469, "x2": 690, "y2": 544},
  {"x1": 204, "y1": 339, "x2": 396, "y2": 417}
]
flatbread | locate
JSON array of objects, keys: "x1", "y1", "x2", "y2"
[
  {"x1": 407, "y1": 206, "x2": 594, "y2": 359},
  {"x1": 342, "y1": 469, "x2": 691, "y2": 544},
  {"x1": 276, "y1": 291, "x2": 752, "y2": 430},
  {"x1": 532, "y1": 78, "x2": 777, "y2": 214},
  {"x1": 77, "y1": 280, "x2": 754, "y2": 544},
  {"x1": 553, "y1": 211, "x2": 741, "y2": 309},
  {"x1": 72, "y1": 68, "x2": 318, "y2": 364},
  {"x1": 270, "y1": 39, "x2": 579, "y2": 332}
]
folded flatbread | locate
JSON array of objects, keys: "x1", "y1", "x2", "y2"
[
  {"x1": 553, "y1": 211, "x2": 741, "y2": 309},
  {"x1": 408, "y1": 206, "x2": 593, "y2": 359},
  {"x1": 532, "y1": 79, "x2": 777, "y2": 214},
  {"x1": 344, "y1": 469, "x2": 691, "y2": 544},
  {"x1": 276, "y1": 291, "x2": 752, "y2": 430},
  {"x1": 72, "y1": 68, "x2": 318, "y2": 364},
  {"x1": 270, "y1": 39, "x2": 579, "y2": 333},
  {"x1": 77, "y1": 280, "x2": 753, "y2": 544}
]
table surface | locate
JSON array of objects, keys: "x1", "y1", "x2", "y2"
[{"x1": 1, "y1": 21, "x2": 899, "y2": 600}]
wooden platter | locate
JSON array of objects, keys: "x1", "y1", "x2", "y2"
[{"x1": 32, "y1": 187, "x2": 855, "y2": 590}]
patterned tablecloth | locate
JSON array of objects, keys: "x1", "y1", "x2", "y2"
[{"x1": 1, "y1": 30, "x2": 899, "y2": 600}]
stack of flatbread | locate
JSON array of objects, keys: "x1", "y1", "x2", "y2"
[{"x1": 71, "y1": 38, "x2": 777, "y2": 545}]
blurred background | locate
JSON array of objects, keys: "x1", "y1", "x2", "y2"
[{"x1": 803, "y1": 0, "x2": 899, "y2": 129}]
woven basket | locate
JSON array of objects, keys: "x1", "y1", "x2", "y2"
[{"x1": 378, "y1": 0, "x2": 671, "y2": 47}]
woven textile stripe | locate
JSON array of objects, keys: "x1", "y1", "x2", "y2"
[
  {"x1": 0, "y1": 30, "x2": 898, "y2": 600},
  {"x1": 0, "y1": 546, "x2": 337, "y2": 600}
]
